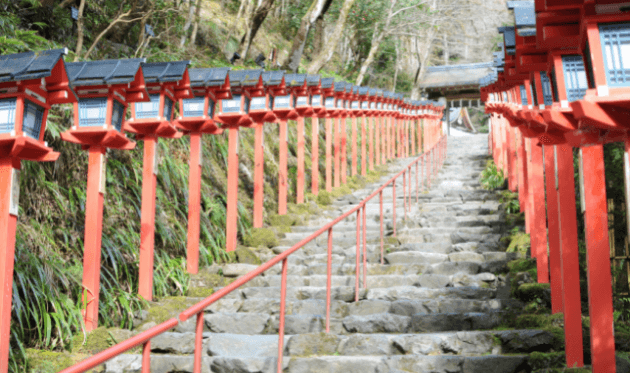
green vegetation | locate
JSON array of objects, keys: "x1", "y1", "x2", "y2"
[{"x1": 479, "y1": 160, "x2": 506, "y2": 190}]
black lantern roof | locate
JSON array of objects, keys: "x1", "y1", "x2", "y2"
[
  {"x1": 510, "y1": 1, "x2": 536, "y2": 36},
  {"x1": 188, "y1": 67, "x2": 230, "y2": 87},
  {"x1": 306, "y1": 74, "x2": 320, "y2": 86},
  {"x1": 498, "y1": 27, "x2": 516, "y2": 55},
  {"x1": 262, "y1": 70, "x2": 285, "y2": 86},
  {"x1": 141, "y1": 61, "x2": 190, "y2": 83},
  {"x1": 368, "y1": 88, "x2": 379, "y2": 97},
  {"x1": 375, "y1": 89, "x2": 384, "y2": 97},
  {"x1": 333, "y1": 81, "x2": 348, "y2": 93},
  {"x1": 228, "y1": 69, "x2": 263, "y2": 87},
  {"x1": 285, "y1": 73, "x2": 307, "y2": 87},
  {"x1": 66, "y1": 58, "x2": 146, "y2": 86},
  {"x1": 0, "y1": 48, "x2": 69, "y2": 83},
  {"x1": 395, "y1": 93, "x2": 404, "y2": 100},
  {"x1": 358, "y1": 87, "x2": 369, "y2": 96},
  {"x1": 321, "y1": 77, "x2": 334, "y2": 89}
]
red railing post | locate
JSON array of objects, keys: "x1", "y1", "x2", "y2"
[
  {"x1": 556, "y1": 144, "x2": 584, "y2": 368},
  {"x1": 355, "y1": 209, "x2": 361, "y2": 302},
  {"x1": 193, "y1": 312, "x2": 204, "y2": 373},
  {"x1": 375, "y1": 117, "x2": 380, "y2": 166},
  {"x1": 277, "y1": 258, "x2": 288, "y2": 373},
  {"x1": 581, "y1": 145, "x2": 616, "y2": 373},
  {"x1": 326, "y1": 227, "x2": 333, "y2": 332},
  {"x1": 138, "y1": 136, "x2": 158, "y2": 301},
  {"x1": 415, "y1": 162, "x2": 419, "y2": 203},
  {"x1": 403, "y1": 170, "x2": 407, "y2": 220},
  {"x1": 379, "y1": 191, "x2": 384, "y2": 265},
  {"x1": 311, "y1": 117, "x2": 320, "y2": 195},
  {"x1": 141, "y1": 340, "x2": 150, "y2": 373}
]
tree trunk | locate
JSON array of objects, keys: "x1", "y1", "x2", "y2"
[
  {"x1": 391, "y1": 42, "x2": 399, "y2": 91},
  {"x1": 313, "y1": 15, "x2": 325, "y2": 55},
  {"x1": 190, "y1": 0, "x2": 203, "y2": 45},
  {"x1": 237, "y1": 0, "x2": 276, "y2": 61},
  {"x1": 306, "y1": 0, "x2": 356, "y2": 74},
  {"x1": 73, "y1": 0, "x2": 86, "y2": 61},
  {"x1": 442, "y1": 33, "x2": 449, "y2": 65},
  {"x1": 281, "y1": 0, "x2": 332, "y2": 73},
  {"x1": 180, "y1": 0, "x2": 196, "y2": 47},
  {"x1": 355, "y1": 25, "x2": 383, "y2": 86}
]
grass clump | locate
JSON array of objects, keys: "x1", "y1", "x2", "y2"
[
  {"x1": 269, "y1": 213, "x2": 302, "y2": 227},
  {"x1": 235, "y1": 246, "x2": 262, "y2": 265},
  {"x1": 516, "y1": 283, "x2": 551, "y2": 302},
  {"x1": 25, "y1": 349, "x2": 85, "y2": 373},
  {"x1": 479, "y1": 160, "x2": 506, "y2": 190},
  {"x1": 528, "y1": 351, "x2": 567, "y2": 370},
  {"x1": 316, "y1": 191, "x2": 334, "y2": 206},
  {"x1": 243, "y1": 228, "x2": 278, "y2": 249}
]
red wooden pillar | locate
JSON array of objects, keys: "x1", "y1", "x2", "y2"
[
  {"x1": 361, "y1": 116, "x2": 367, "y2": 176},
  {"x1": 225, "y1": 128, "x2": 240, "y2": 251},
  {"x1": 254, "y1": 125, "x2": 265, "y2": 227},
  {"x1": 411, "y1": 118, "x2": 416, "y2": 155},
  {"x1": 516, "y1": 130, "x2": 527, "y2": 215},
  {"x1": 556, "y1": 144, "x2": 585, "y2": 368},
  {"x1": 524, "y1": 136, "x2": 532, "y2": 234},
  {"x1": 351, "y1": 116, "x2": 357, "y2": 176},
  {"x1": 543, "y1": 145, "x2": 563, "y2": 314},
  {"x1": 82, "y1": 146, "x2": 107, "y2": 330},
  {"x1": 341, "y1": 117, "x2": 347, "y2": 184},
  {"x1": 326, "y1": 117, "x2": 333, "y2": 192},
  {"x1": 311, "y1": 117, "x2": 319, "y2": 195},
  {"x1": 279, "y1": 120, "x2": 288, "y2": 214},
  {"x1": 581, "y1": 145, "x2": 616, "y2": 373},
  {"x1": 369, "y1": 116, "x2": 374, "y2": 171},
  {"x1": 138, "y1": 136, "x2": 158, "y2": 300},
  {"x1": 529, "y1": 142, "x2": 549, "y2": 283},
  {"x1": 0, "y1": 158, "x2": 19, "y2": 373},
  {"x1": 297, "y1": 117, "x2": 305, "y2": 203},
  {"x1": 507, "y1": 126, "x2": 518, "y2": 192},
  {"x1": 187, "y1": 133, "x2": 202, "y2": 273},
  {"x1": 334, "y1": 117, "x2": 341, "y2": 188},
  {"x1": 376, "y1": 116, "x2": 381, "y2": 165}
]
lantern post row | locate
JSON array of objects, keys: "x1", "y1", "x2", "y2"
[{"x1": 0, "y1": 48, "x2": 433, "y2": 370}]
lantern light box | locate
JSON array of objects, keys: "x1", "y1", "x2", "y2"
[{"x1": 177, "y1": 67, "x2": 230, "y2": 134}]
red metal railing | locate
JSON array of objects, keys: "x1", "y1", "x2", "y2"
[{"x1": 59, "y1": 136, "x2": 447, "y2": 373}]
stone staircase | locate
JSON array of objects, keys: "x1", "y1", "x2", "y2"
[{"x1": 105, "y1": 135, "x2": 554, "y2": 373}]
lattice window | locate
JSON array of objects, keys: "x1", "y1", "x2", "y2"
[
  {"x1": 562, "y1": 55, "x2": 588, "y2": 102},
  {"x1": 520, "y1": 85, "x2": 528, "y2": 105},
  {"x1": 182, "y1": 97, "x2": 205, "y2": 117},
  {"x1": 311, "y1": 95, "x2": 322, "y2": 106},
  {"x1": 222, "y1": 94, "x2": 242, "y2": 113},
  {"x1": 79, "y1": 98, "x2": 107, "y2": 127},
  {"x1": 540, "y1": 72, "x2": 554, "y2": 106},
  {"x1": 111, "y1": 100, "x2": 125, "y2": 132},
  {"x1": 250, "y1": 97, "x2": 266, "y2": 111},
  {"x1": 135, "y1": 94, "x2": 160, "y2": 119},
  {"x1": 600, "y1": 22, "x2": 630, "y2": 86},
  {"x1": 0, "y1": 98, "x2": 16, "y2": 134},
  {"x1": 22, "y1": 99, "x2": 44, "y2": 140},
  {"x1": 163, "y1": 96, "x2": 174, "y2": 121},
  {"x1": 273, "y1": 95, "x2": 291, "y2": 109}
]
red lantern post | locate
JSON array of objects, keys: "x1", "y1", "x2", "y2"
[
  {"x1": 285, "y1": 74, "x2": 310, "y2": 204},
  {"x1": 63, "y1": 58, "x2": 149, "y2": 331},
  {"x1": 0, "y1": 49, "x2": 76, "y2": 372},
  {"x1": 306, "y1": 75, "x2": 323, "y2": 196},
  {"x1": 321, "y1": 78, "x2": 336, "y2": 192},
  {"x1": 174, "y1": 67, "x2": 231, "y2": 273},
  {"x1": 124, "y1": 61, "x2": 193, "y2": 301}
]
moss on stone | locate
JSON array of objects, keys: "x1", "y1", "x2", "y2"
[
  {"x1": 331, "y1": 184, "x2": 352, "y2": 198},
  {"x1": 516, "y1": 283, "x2": 550, "y2": 302},
  {"x1": 528, "y1": 351, "x2": 566, "y2": 370},
  {"x1": 191, "y1": 272, "x2": 234, "y2": 288},
  {"x1": 235, "y1": 246, "x2": 262, "y2": 264},
  {"x1": 243, "y1": 228, "x2": 279, "y2": 249},
  {"x1": 139, "y1": 296, "x2": 196, "y2": 327},
  {"x1": 269, "y1": 213, "x2": 302, "y2": 227},
  {"x1": 506, "y1": 232, "x2": 530, "y2": 254},
  {"x1": 187, "y1": 287, "x2": 215, "y2": 298},
  {"x1": 508, "y1": 258, "x2": 537, "y2": 273},
  {"x1": 26, "y1": 349, "x2": 86, "y2": 373},
  {"x1": 316, "y1": 191, "x2": 333, "y2": 206}
]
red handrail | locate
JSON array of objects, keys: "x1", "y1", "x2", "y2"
[{"x1": 60, "y1": 135, "x2": 447, "y2": 373}]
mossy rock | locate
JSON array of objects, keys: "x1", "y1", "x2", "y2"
[
  {"x1": 138, "y1": 296, "x2": 197, "y2": 328},
  {"x1": 508, "y1": 258, "x2": 537, "y2": 273},
  {"x1": 69, "y1": 326, "x2": 133, "y2": 355},
  {"x1": 243, "y1": 228, "x2": 279, "y2": 249},
  {"x1": 331, "y1": 185, "x2": 352, "y2": 198},
  {"x1": 316, "y1": 191, "x2": 334, "y2": 206},
  {"x1": 235, "y1": 246, "x2": 262, "y2": 265},
  {"x1": 269, "y1": 213, "x2": 302, "y2": 227},
  {"x1": 188, "y1": 287, "x2": 215, "y2": 298},
  {"x1": 528, "y1": 352, "x2": 566, "y2": 370},
  {"x1": 516, "y1": 283, "x2": 550, "y2": 302},
  {"x1": 191, "y1": 272, "x2": 234, "y2": 288},
  {"x1": 506, "y1": 232, "x2": 530, "y2": 254},
  {"x1": 26, "y1": 349, "x2": 88, "y2": 373}
]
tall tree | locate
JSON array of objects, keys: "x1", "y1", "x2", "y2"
[
  {"x1": 282, "y1": 0, "x2": 333, "y2": 73},
  {"x1": 237, "y1": 0, "x2": 276, "y2": 61},
  {"x1": 73, "y1": 0, "x2": 86, "y2": 61},
  {"x1": 306, "y1": 0, "x2": 356, "y2": 74}
]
